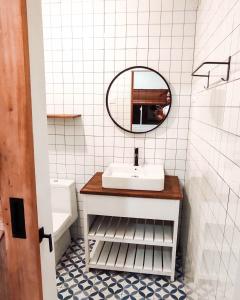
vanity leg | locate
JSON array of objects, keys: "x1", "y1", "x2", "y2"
[
  {"x1": 171, "y1": 203, "x2": 179, "y2": 282},
  {"x1": 84, "y1": 214, "x2": 89, "y2": 272}
]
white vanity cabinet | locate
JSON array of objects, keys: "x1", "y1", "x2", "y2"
[{"x1": 81, "y1": 173, "x2": 183, "y2": 281}]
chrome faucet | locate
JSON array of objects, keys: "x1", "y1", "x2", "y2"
[{"x1": 134, "y1": 148, "x2": 139, "y2": 167}]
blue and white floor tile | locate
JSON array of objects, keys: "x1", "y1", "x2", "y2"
[{"x1": 56, "y1": 239, "x2": 186, "y2": 300}]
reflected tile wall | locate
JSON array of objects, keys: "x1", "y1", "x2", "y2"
[
  {"x1": 184, "y1": 0, "x2": 240, "y2": 299},
  {"x1": 41, "y1": 0, "x2": 197, "y2": 236}
]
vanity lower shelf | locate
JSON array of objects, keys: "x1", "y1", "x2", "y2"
[
  {"x1": 90, "y1": 241, "x2": 172, "y2": 276},
  {"x1": 88, "y1": 215, "x2": 174, "y2": 247}
]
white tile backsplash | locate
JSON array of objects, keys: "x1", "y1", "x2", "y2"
[
  {"x1": 42, "y1": 0, "x2": 197, "y2": 237},
  {"x1": 183, "y1": 0, "x2": 240, "y2": 299}
]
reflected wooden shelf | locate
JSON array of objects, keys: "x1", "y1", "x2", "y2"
[{"x1": 47, "y1": 114, "x2": 81, "y2": 119}]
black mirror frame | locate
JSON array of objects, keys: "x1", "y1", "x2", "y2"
[{"x1": 106, "y1": 66, "x2": 172, "y2": 134}]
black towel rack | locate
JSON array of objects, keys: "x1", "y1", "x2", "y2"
[{"x1": 192, "y1": 56, "x2": 231, "y2": 88}]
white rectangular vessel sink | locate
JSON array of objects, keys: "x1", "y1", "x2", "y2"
[{"x1": 102, "y1": 163, "x2": 165, "y2": 191}]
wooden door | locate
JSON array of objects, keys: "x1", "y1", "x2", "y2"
[{"x1": 0, "y1": 0, "x2": 43, "y2": 299}]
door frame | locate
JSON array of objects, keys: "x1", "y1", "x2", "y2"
[{"x1": 0, "y1": 1, "x2": 45, "y2": 299}]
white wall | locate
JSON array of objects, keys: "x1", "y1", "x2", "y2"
[
  {"x1": 184, "y1": 0, "x2": 240, "y2": 299},
  {"x1": 41, "y1": 0, "x2": 198, "y2": 237},
  {"x1": 134, "y1": 70, "x2": 168, "y2": 89}
]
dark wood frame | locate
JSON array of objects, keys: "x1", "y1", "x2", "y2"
[
  {"x1": 106, "y1": 66, "x2": 172, "y2": 134},
  {"x1": 0, "y1": 1, "x2": 43, "y2": 299},
  {"x1": 131, "y1": 89, "x2": 169, "y2": 105}
]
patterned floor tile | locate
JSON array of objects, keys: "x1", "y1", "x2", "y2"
[{"x1": 56, "y1": 239, "x2": 186, "y2": 300}]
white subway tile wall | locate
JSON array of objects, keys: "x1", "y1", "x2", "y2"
[
  {"x1": 184, "y1": 0, "x2": 240, "y2": 299},
  {"x1": 42, "y1": 0, "x2": 197, "y2": 237}
]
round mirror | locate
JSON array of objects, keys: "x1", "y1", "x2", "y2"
[{"x1": 106, "y1": 66, "x2": 172, "y2": 134}]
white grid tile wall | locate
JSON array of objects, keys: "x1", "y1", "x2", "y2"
[
  {"x1": 183, "y1": 0, "x2": 240, "y2": 299},
  {"x1": 41, "y1": 0, "x2": 197, "y2": 237}
]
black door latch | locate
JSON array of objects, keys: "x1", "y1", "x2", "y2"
[
  {"x1": 39, "y1": 227, "x2": 53, "y2": 252},
  {"x1": 10, "y1": 197, "x2": 26, "y2": 239}
]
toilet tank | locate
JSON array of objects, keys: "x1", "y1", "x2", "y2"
[{"x1": 50, "y1": 178, "x2": 78, "y2": 221}]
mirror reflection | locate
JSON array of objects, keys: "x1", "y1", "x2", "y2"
[{"x1": 107, "y1": 67, "x2": 171, "y2": 133}]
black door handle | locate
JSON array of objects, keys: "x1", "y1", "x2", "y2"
[{"x1": 39, "y1": 227, "x2": 53, "y2": 252}]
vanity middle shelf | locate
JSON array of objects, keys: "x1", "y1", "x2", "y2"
[{"x1": 88, "y1": 215, "x2": 174, "y2": 247}]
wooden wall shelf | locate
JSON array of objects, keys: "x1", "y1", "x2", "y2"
[{"x1": 47, "y1": 114, "x2": 81, "y2": 119}]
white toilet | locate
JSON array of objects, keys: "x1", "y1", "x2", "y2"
[{"x1": 50, "y1": 178, "x2": 78, "y2": 263}]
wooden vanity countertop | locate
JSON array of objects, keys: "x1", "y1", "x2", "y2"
[{"x1": 80, "y1": 172, "x2": 183, "y2": 200}]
